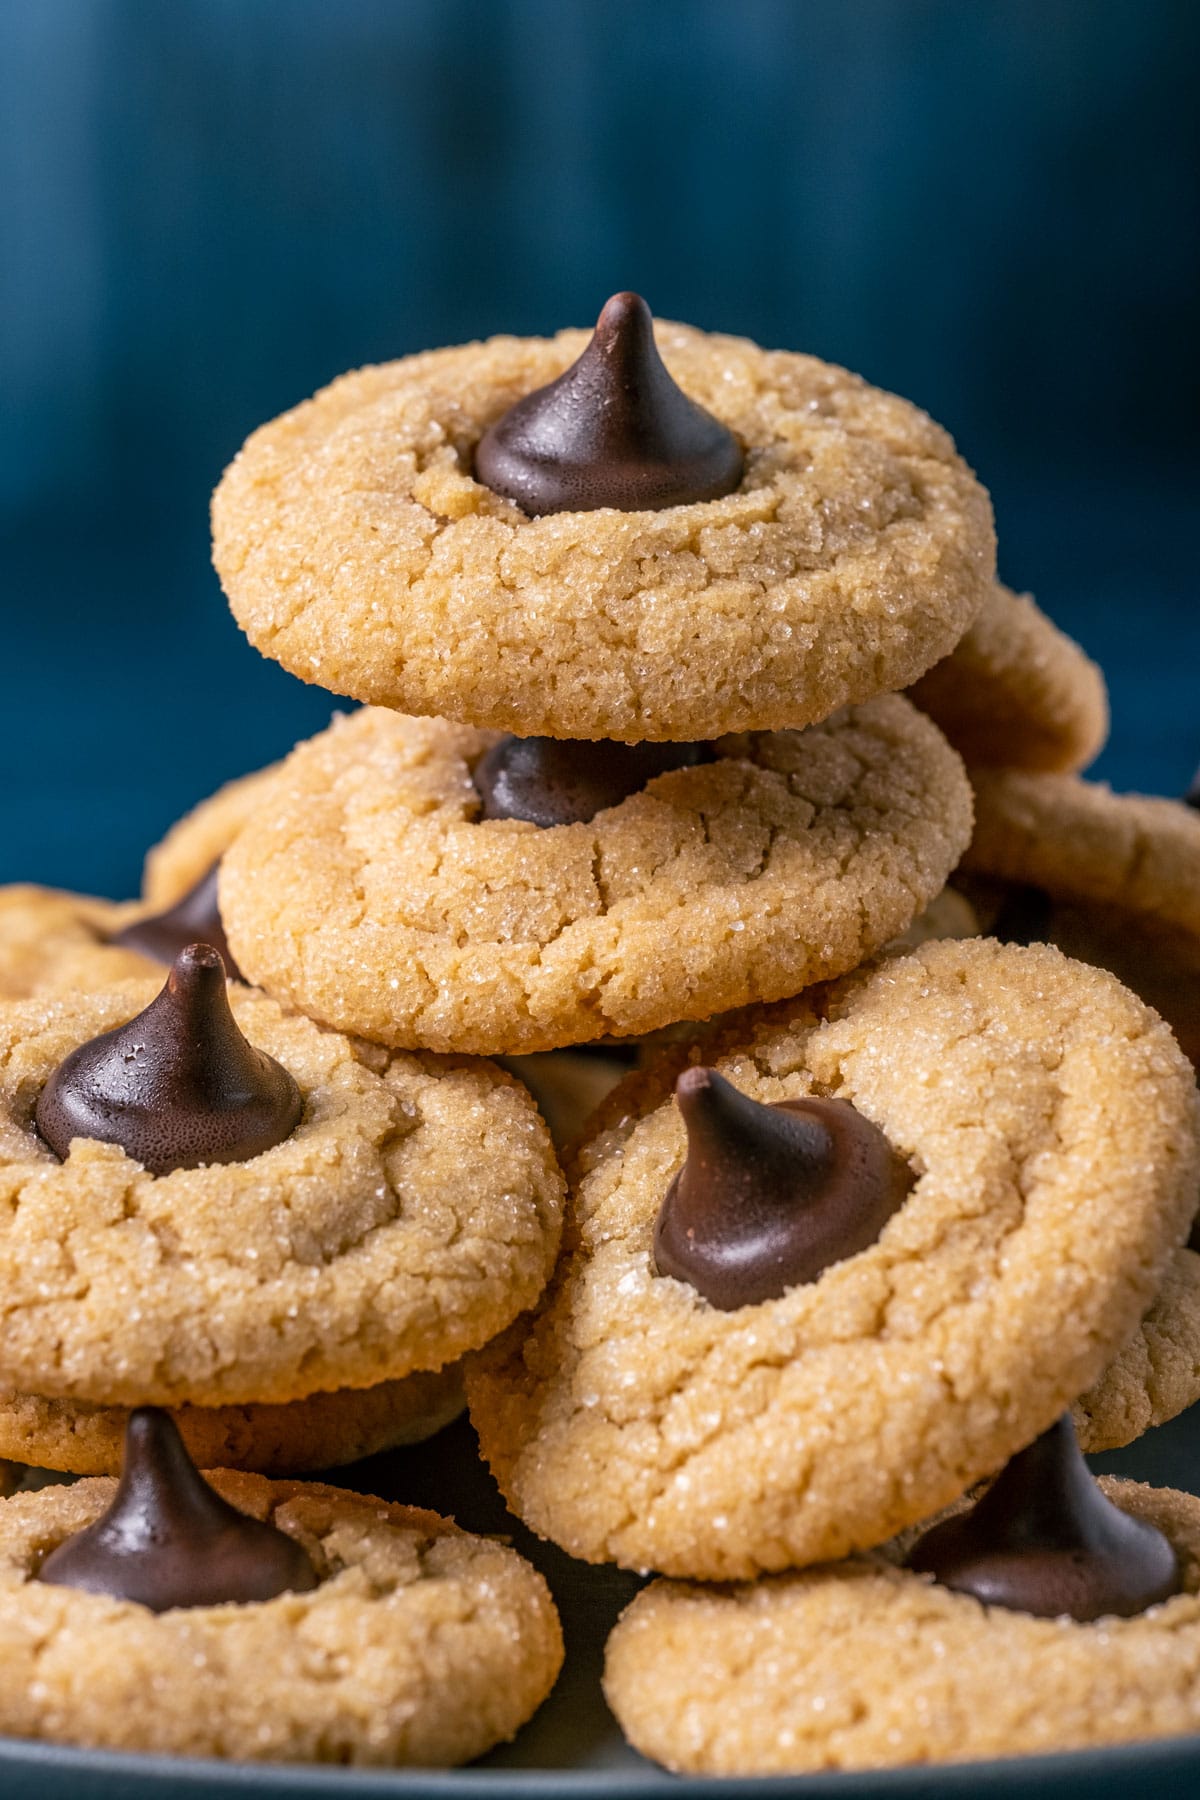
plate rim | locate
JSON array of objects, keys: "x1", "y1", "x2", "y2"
[{"x1": 2, "y1": 1726, "x2": 1200, "y2": 1795}]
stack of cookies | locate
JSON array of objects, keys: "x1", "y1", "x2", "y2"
[{"x1": 2, "y1": 293, "x2": 1200, "y2": 1774}]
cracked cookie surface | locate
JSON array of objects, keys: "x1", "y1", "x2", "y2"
[
  {"x1": 0, "y1": 978, "x2": 563, "y2": 1406},
  {"x1": 0, "y1": 1472, "x2": 562, "y2": 1763},
  {"x1": 964, "y1": 772, "x2": 1200, "y2": 1066},
  {"x1": 603, "y1": 1479, "x2": 1200, "y2": 1774},
  {"x1": 0, "y1": 1361, "x2": 466, "y2": 1477},
  {"x1": 1073, "y1": 1249, "x2": 1200, "y2": 1453},
  {"x1": 220, "y1": 696, "x2": 973, "y2": 1055},
  {"x1": 467, "y1": 939, "x2": 1198, "y2": 1579},
  {"x1": 909, "y1": 584, "x2": 1107, "y2": 773},
  {"x1": 212, "y1": 320, "x2": 995, "y2": 742},
  {"x1": 0, "y1": 886, "x2": 155, "y2": 1000}
]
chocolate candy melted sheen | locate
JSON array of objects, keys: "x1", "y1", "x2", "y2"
[
  {"x1": 37, "y1": 1408, "x2": 318, "y2": 1612},
  {"x1": 653, "y1": 1067, "x2": 909, "y2": 1311},
  {"x1": 908, "y1": 1414, "x2": 1182, "y2": 1621},
  {"x1": 35, "y1": 943, "x2": 303, "y2": 1175},
  {"x1": 112, "y1": 861, "x2": 243, "y2": 980},
  {"x1": 473, "y1": 291, "x2": 744, "y2": 514},
  {"x1": 475, "y1": 735, "x2": 712, "y2": 828}
]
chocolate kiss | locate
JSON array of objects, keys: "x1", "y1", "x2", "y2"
[
  {"x1": 653, "y1": 1067, "x2": 908, "y2": 1311},
  {"x1": 35, "y1": 943, "x2": 302, "y2": 1175},
  {"x1": 1185, "y1": 768, "x2": 1200, "y2": 810},
  {"x1": 111, "y1": 861, "x2": 243, "y2": 981},
  {"x1": 474, "y1": 735, "x2": 712, "y2": 827},
  {"x1": 473, "y1": 291, "x2": 745, "y2": 514},
  {"x1": 908, "y1": 1414, "x2": 1182, "y2": 1621},
  {"x1": 37, "y1": 1407, "x2": 319, "y2": 1611}
]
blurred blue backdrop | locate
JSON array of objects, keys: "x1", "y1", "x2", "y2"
[{"x1": 1, "y1": 0, "x2": 1197, "y2": 895}]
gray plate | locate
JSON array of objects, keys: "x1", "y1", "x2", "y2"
[{"x1": 2, "y1": 1405, "x2": 1199, "y2": 1799}]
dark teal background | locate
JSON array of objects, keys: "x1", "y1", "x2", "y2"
[{"x1": 2, "y1": 0, "x2": 1197, "y2": 897}]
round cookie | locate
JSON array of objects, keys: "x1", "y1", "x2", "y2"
[
  {"x1": 908, "y1": 583, "x2": 1108, "y2": 773},
  {"x1": 1073, "y1": 1249, "x2": 1200, "y2": 1453},
  {"x1": 0, "y1": 1361, "x2": 466, "y2": 1478},
  {"x1": 142, "y1": 761, "x2": 281, "y2": 909},
  {"x1": 0, "y1": 1471, "x2": 562, "y2": 1763},
  {"x1": 963, "y1": 770, "x2": 1200, "y2": 1065},
  {"x1": 220, "y1": 695, "x2": 974, "y2": 1055},
  {"x1": 0, "y1": 977, "x2": 563, "y2": 1406},
  {"x1": 604, "y1": 1478, "x2": 1200, "y2": 1774},
  {"x1": 0, "y1": 885, "x2": 152, "y2": 1000},
  {"x1": 212, "y1": 315, "x2": 995, "y2": 742},
  {"x1": 468, "y1": 939, "x2": 1199, "y2": 1579}
]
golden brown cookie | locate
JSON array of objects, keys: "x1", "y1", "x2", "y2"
[
  {"x1": 0, "y1": 978, "x2": 563, "y2": 1407},
  {"x1": 909, "y1": 584, "x2": 1107, "y2": 773},
  {"x1": 141, "y1": 762, "x2": 282, "y2": 908},
  {"x1": 963, "y1": 771, "x2": 1200, "y2": 1065},
  {"x1": 212, "y1": 317, "x2": 994, "y2": 742},
  {"x1": 1073, "y1": 1249, "x2": 1200, "y2": 1453},
  {"x1": 220, "y1": 696, "x2": 973, "y2": 1055},
  {"x1": 0, "y1": 1362, "x2": 466, "y2": 1477},
  {"x1": 0, "y1": 885, "x2": 153, "y2": 1000},
  {"x1": 0, "y1": 1472, "x2": 562, "y2": 1763},
  {"x1": 468, "y1": 939, "x2": 1198, "y2": 1579},
  {"x1": 604, "y1": 1478, "x2": 1200, "y2": 1774}
]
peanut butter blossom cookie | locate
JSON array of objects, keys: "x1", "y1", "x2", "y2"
[
  {"x1": 604, "y1": 1419, "x2": 1198, "y2": 1775},
  {"x1": 0, "y1": 1409, "x2": 562, "y2": 1763},
  {"x1": 212, "y1": 292, "x2": 995, "y2": 742},
  {"x1": 0, "y1": 947, "x2": 563, "y2": 1406},
  {"x1": 0, "y1": 1360, "x2": 466, "y2": 1477},
  {"x1": 468, "y1": 938, "x2": 1199, "y2": 1579},
  {"x1": 908, "y1": 583, "x2": 1108, "y2": 773},
  {"x1": 964, "y1": 769, "x2": 1200, "y2": 1066},
  {"x1": 219, "y1": 695, "x2": 972, "y2": 1055}
]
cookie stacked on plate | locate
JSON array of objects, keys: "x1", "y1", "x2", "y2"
[{"x1": 3, "y1": 295, "x2": 1200, "y2": 1773}]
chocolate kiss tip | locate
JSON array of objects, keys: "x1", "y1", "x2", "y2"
[
  {"x1": 112, "y1": 860, "x2": 243, "y2": 980},
  {"x1": 472, "y1": 290, "x2": 744, "y2": 515},
  {"x1": 908, "y1": 1414, "x2": 1182, "y2": 1622},
  {"x1": 37, "y1": 1407, "x2": 319, "y2": 1612},
  {"x1": 473, "y1": 735, "x2": 712, "y2": 827},
  {"x1": 35, "y1": 942, "x2": 302, "y2": 1176},
  {"x1": 653, "y1": 1067, "x2": 906, "y2": 1312}
]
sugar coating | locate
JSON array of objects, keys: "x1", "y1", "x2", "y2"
[
  {"x1": 220, "y1": 696, "x2": 973, "y2": 1056},
  {"x1": 0, "y1": 1473, "x2": 562, "y2": 1764},
  {"x1": 467, "y1": 939, "x2": 1199, "y2": 1580},
  {"x1": 212, "y1": 321, "x2": 995, "y2": 742},
  {"x1": 142, "y1": 762, "x2": 283, "y2": 908},
  {"x1": 909, "y1": 584, "x2": 1108, "y2": 773},
  {"x1": 604, "y1": 1480, "x2": 1200, "y2": 1774},
  {"x1": 0, "y1": 886, "x2": 157, "y2": 1000},
  {"x1": 1074, "y1": 1249, "x2": 1200, "y2": 1453},
  {"x1": 965, "y1": 771, "x2": 1200, "y2": 939},
  {"x1": 0, "y1": 1361, "x2": 465, "y2": 1477},
  {"x1": 0, "y1": 978, "x2": 563, "y2": 1406}
]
